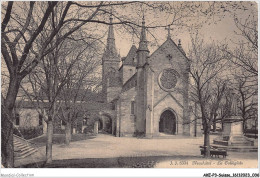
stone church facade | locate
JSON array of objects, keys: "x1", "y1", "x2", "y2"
[
  {"x1": 15, "y1": 15, "x2": 202, "y2": 138},
  {"x1": 102, "y1": 16, "x2": 198, "y2": 138}
]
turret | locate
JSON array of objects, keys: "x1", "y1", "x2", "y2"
[
  {"x1": 136, "y1": 16, "x2": 149, "y2": 68},
  {"x1": 135, "y1": 16, "x2": 150, "y2": 135}
]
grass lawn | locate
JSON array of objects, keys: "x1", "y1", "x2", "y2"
[{"x1": 29, "y1": 133, "x2": 96, "y2": 147}]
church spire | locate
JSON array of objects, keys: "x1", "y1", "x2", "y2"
[
  {"x1": 103, "y1": 14, "x2": 119, "y2": 61},
  {"x1": 108, "y1": 15, "x2": 115, "y2": 42}
]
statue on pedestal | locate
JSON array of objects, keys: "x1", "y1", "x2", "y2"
[{"x1": 229, "y1": 90, "x2": 239, "y2": 116}]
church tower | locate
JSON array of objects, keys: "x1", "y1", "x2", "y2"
[
  {"x1": 102, "y1": 15, "x2": 120, "y2": 101},
  {"x1": 135, "y1": 17, "x2": 150, "y2": 134}
]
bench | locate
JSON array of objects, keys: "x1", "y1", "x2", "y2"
[{"x1": 200, "y1": 146, "x2": 227, "y2": 158}]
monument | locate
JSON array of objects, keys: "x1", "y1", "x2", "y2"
[
  {"x1": 213, "y1": 91, "x2": 255, "y2": 151},
  {"x1": 222, "y1": 91, "x2": 244, "y2": 136}
]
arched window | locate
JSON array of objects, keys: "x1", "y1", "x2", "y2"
[
  {"x1": 131, "y1": 101, "x2": 135, "y2": 115},
  {"x1": 39, "y1": 114, "x2": 43, "y2": 126},
  {"x1": 112, "y1": 102, "x2": 116, "y2": 110},
  {"x1": 129, "y1": 69, "x2": 133, "y2": 76},
  {"x1": 15, "y1": 113, "x2": 20, "y2": 126}
]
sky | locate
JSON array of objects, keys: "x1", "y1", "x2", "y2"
[
  {"x1": 107, "y1": 1, "x2": 258, "y2": 57},
  {"x1": 1, "y1": 1, "x2": 258, "y2": 94}
]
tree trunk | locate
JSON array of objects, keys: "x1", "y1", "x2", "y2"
[
  {"x1": 65, "y1": 122, "x2": 71, "y2": 145},
  {"x1": 243, "y1": 119, "x2": 246, "y2": 134},
  {"x1": 213, "y1": 120, "x2": 216, "y2": 132},
  {"x1": 2, "y1": 76, "x2": 21, "y2": 168},
  {"x1": 203, "y1": 129, "x2": 211, "y2": 158},
  {"x1": 1, "y1": 107, "x2": 14, "y2": 168},
  {"x1": 46, "y1": 119, "x2": 53, "y2": 164}
]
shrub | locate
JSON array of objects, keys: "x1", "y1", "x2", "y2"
[
  {"x1": 245, "y1": 129, "x2": 258, "y2": 134},
  {"x1": 14, "y1": 126, "x2": 43, "y2": 139}
]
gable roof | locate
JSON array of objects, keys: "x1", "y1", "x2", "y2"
[
  {"x1": 149, "y1": 38, "x2": 190, "y2": 63},
  {"x1": 122, "y1": 45, "x2": 137, "y2": 66}
]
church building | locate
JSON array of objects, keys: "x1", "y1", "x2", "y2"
[{"x1": 101, "y1": 15, "x2": 199, "y2": 138}]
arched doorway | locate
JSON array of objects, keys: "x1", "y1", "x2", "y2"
[
  {"x1": 101, "y1": 115, "x2": 112, "y2": 134},
  {"x1": 98, "y1": 119, "x2": 103, "y2": 130},
  {"x1": 159, "y1": 109, "x2": 176, "y2": 135}
]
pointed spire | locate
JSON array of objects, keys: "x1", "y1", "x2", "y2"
[
  {"x1": 138, "y1": 15, "x2": 149, "y2": 52},
  {"x1": 137, "y1": 16, "x2": 149, "y2": 67},
  {"x1": 107, "y1": 14, "x2": 115, "y2": 46},
  {"x1": 103, "y1": 13, "x2": 120, "y2": 61}
]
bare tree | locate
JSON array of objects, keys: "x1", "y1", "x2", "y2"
[
  {"x1": 226, "y1": 10, "x2": 257, "y2": 80},
  {"x1": 222, "y1": 8, "x2": 258, "y2": 134},
  {"x1": 234, "y1": 76, "x2": 257, "y2": 133},
  {"x1": 58, "y1": 40, "x2": 101, "y2": 145},
  {"x1": 1, "y1": 1, "x2": 140, "y2": 167},
  {"x1": 188, "y1": 34, "x2": 229, "y2": 157},
  {"x1": 1, "y1": 1, "x2": 103, "y2": 167}
]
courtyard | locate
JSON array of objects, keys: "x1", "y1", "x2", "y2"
[{"x1": 15, "y1": 134, "x2": 258, "y2": 168}]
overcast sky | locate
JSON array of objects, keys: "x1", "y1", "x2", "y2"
[{"x1": 108, "y1": 1, "x2": 257, "y2": 57}]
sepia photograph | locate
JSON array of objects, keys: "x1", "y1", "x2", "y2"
[{"x1": 1, "y1": 0, "x2": 258, "y2": 177}]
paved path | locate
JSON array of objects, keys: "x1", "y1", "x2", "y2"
[{"x1": 15, "y1": 134, "x2": 258, "y2": 168}]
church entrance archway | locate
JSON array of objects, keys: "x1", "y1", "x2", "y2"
[{"x1": 159, "y1": 109, "x2": 176, "y2": 135}]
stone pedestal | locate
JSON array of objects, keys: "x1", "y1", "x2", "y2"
[
  {"x1": 94, "y1": 121, "x2": 99, "y2": 135},
  {"x1": 213, "y1": 92, "x2": 256, "y2": 151},
  {"x1": 222, "y1": 117, "x2": 243, "y2": 136},
  {"x1": 213, "y1": 116, "x2": 254, "y2": 150}
]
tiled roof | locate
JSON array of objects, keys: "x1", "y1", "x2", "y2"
[
  {"x1": 16, "y1": 100, "x2": 112, "y2": 112},
  {"x1": 21, "y1": 88, "x2": 105, "y2": 105}
]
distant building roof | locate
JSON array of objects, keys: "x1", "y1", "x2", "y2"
[{"x1": 16, "y1": 99, "x2": 112, "y2": 111}]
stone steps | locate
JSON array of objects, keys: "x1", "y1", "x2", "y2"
[
  {"x1": 211, "y1": 144, "x2": 257, "y2": 152},
  {"x1": 213, "y1": 140, "x2": 228, "y2": 146},
  {"x1": 13, "y1": 135, "x2": 38, "y2": 160},
  {"x1": 228, "y1": 146, "x2": 258, "y2": 152}
]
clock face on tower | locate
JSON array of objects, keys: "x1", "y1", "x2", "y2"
[{"x1": 158, "y1": 68, "x2": 179, "y2": 91}]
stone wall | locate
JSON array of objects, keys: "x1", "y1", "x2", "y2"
[
  {"x1": 145, "y1": 65, "x2": 154, "y2": 138},
  {"x1": 17, "y1": 108, "x2": 47, "y2": 134},
  {"x1": 18, "y1": 109, "x2": 39, "y2": 128},
  {"x1": 118, "y1": 87, "x2": 136, "y2": 136}
]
